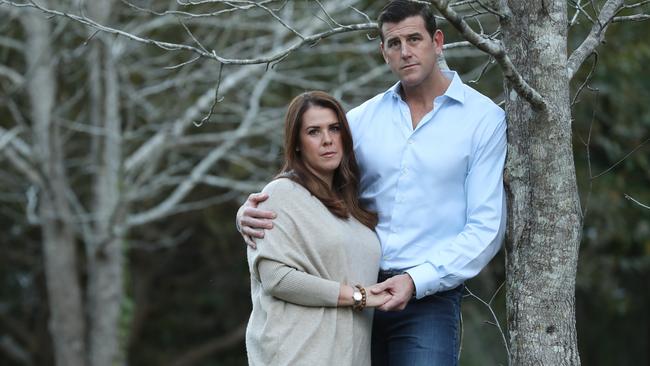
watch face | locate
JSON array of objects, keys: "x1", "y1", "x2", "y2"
[{"x1": 353, "y1": 291, "x2": 363, "y2": 302}]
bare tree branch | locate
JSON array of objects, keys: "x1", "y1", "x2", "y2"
[
  {"x1": 464, "y1": 283, "x2": 511, "y2": 365},
  {"x1": 1, "y1": 146, "x2": 42, "y2": 186},
  {"x1": 0, "y1": 64, "x2": 24, "y2": 85},
  {"x1": 0, "y1": 35, "x2": 24, "y2": 51},
  {"x1": 0, "y1": 0, "x2": 376, "y2": 65},
  {"x1": 612, "y1": 14, "x2": 650, "y2": 22},
  {"x1": 0, "y1": 335, "x2": 32, "y2": 366},
  {"x1": 624, "y1": 194, "x2": 650, "y2": 210},
  {"x1": 571, "y1": 52, "x2": 598, "y2": 107},
  {"x1": 591, "y1": 137, "x2": 650, "y2": 180},
  {"x1": 619, "y1": 0, "x2": 650, "y2": 10},
  {"x1": 0, "y1": 126, "x2": 32, "y2": 158},
  {"x1": 429, "y1": 0, "x2": 547, "y2": 111},
  {"x1": 123, "y1": 65, "x2": 252, "y2": 176},
  {"x1": 567, "y1": 0, "x2": 624, "y2": 80},
  {"x1": 125, "y1": 71, "x2": 275, "y2": 228},
  {"x1": 120, "y1": 0, "x2": 278, "y2": 18}
]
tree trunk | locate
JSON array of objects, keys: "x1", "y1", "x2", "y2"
[
  {"x1": 22, "y1": 7, "x2": 87, "y2": 366},
  {"x1": 86, "y1": 1, "x2": 126, "y2": 362},
  {"x1": 502, "y1": 1, "x2": 582, "y2": 364}
]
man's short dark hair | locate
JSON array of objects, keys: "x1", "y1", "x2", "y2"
[{"x1": 377, "y1": 0, "x2": 437, "y2": 42}]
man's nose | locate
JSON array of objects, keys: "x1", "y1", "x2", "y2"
[{"x1": 401, "y1": 44, "x2": 413, "y2": 58}]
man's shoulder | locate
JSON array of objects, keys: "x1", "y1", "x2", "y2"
[
  {"x1": 347, "y1": 89, "x2": 391, "y2": 122},
  {"x1": 460, "y1": 83, "x2": 504, "y2": 118}
]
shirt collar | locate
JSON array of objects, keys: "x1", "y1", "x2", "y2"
[{"x1": 383, "y1": 70, "x2": 466, "y2": 104}]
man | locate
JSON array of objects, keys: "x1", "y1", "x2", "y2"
[{"x1": 237, "y1": 1, "x2": 506, "y2": 365}]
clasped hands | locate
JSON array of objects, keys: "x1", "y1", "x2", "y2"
[
  {"x1": 238, "y1": 193, "x2": 415, "y2": 312},
  {"x1": 368, "y1": 273, "x2": 415, "y2": 312}
]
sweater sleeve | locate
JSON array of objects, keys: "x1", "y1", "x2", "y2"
[
  {"x1": 247, "y1": 178, "x2": 342, "y2": 307},
  {"x1": 257, "y1": 259, "x2": 340, "y2": 307}
]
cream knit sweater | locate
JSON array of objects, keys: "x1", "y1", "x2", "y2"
[{"x1": 246, "y1": 178, "x2": 381, "y2": 366}]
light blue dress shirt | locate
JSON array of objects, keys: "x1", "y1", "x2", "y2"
[{"x1": 346, "y1": 70, "x2": 507, "y2": 299}]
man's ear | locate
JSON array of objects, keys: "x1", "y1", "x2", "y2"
[
  {"x1": 433, "y1": 29, "x2": 444, "y2": 55},
  {"x1": 379, "y1": 42, "x2": 389, "y2": 64}
]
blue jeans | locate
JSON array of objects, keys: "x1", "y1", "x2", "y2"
[{"x1": 371, "y1": 284, "x2": 464, "y2": 366}]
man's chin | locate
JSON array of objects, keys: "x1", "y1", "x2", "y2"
[{"x1": 399, "y1": 77, "x2": 422, "y2": 88}]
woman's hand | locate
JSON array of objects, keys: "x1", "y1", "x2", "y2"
[
  {"x1": 369, "y1": 274, "x2": 415, "y2": 311},
  {"x1": 365, "y1": 285, "x2": 392, "y2": 308},
  {"x1": 338, "y1": 284, "x2": 392, "y2": 308}
]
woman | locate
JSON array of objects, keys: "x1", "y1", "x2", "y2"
[{"x1": 246, "y1": 91, "x2": 389, "y2": 366}]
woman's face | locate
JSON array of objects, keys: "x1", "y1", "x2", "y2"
[{"x1": 298, "y1": 106, "x2": 343, "y2": 186}]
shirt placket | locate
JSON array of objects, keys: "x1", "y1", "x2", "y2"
[{"x1": 383, "y1": 98, "x2": 444, "y2": 267}]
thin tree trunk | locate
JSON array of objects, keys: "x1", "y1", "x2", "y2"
[
  {"x1": 502, "y1": 1, "x2": 582, "y2": 364},
  {"x1": 86, "y1": 30, "x2": 126, "y2": 366},
  {"x1": 22, "y1": 6, "x2": 87, "y2": 366}
]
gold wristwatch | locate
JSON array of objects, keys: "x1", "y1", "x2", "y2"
[
  {"x1": 352, "y1": 287, "x2": 363, "y2": 308},
  {"x1": 352, "y1": 285, "x2": 366, "y2": 311}
]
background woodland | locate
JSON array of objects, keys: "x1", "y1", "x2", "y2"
[{"x1": 0, "y1": 1, "x2": 649, "y2": 365}]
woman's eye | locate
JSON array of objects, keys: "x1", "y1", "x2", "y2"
[{"x1": 307, "y1": 129, "x2": 319, "y2": 135}]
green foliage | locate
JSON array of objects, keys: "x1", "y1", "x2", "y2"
[{"x1": 572, "y1": 20, "x2": 650, "y2": 366}]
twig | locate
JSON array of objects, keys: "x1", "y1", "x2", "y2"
[
  {"x1": 621, "y1": 0, "x2": 650, "y2": 9},
  {"x1": 164, "y1": 55, "x2": 201, "y2": 70},
  {"x1": 179, "y1": 18, "x2": 208, "y2": 53},
  {"x1": 581, "y1": 108, "x2": 596, "y2": 221},
  {"x1": 567, "y1": 0, "x2": 625, "y2": 80},
  {"x1": 0, "y1": 0, "x2": 376, "y2": 66},
  {"x1": 612, "y1": 14, "x2": 650, "y2": 22},
  {"x1": 194, "y1": 62, "x2": 224, "y2": 127},
  {"x1": 121, "y1": 0, "x2": 277, "y2": 18},
  {"x1": 465, "y1": 284, "x2": 511, "y2": 364},
  {"x1": 315, "y1": 0, "x2": 343, "y2": 28},
  {"x1": 571, "y1": 51, "x2": 598, "y2": 107},
  {"x1": 349, "y1": 5, "x2": 371, "y2": 23},
  {"x1": 126, "y1": 71, "x2": 275, "y2": 227},
  {"x1": 624, "y1": 194, "x2": 650, "y2": 210},
  {"x1": 469, "y1": 56, "x2": 494, "y2": 84},
  {"x1": 591, "y1": 137, "x2": 650, "y2": 180}
]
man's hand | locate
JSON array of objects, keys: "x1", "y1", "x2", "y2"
[
  {"x1": 366, "y1": 289, "x2": 393, "y2": 308},
  {"x1": 236, "y1": 192, "x2": 276, "y2": 249},
  {"x1": 369, "y1": 273, "x2": 415, "y2": 311}
]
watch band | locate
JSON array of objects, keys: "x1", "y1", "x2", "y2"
[{"x1": 352, "y1": 285, "x2": 367, "y2": 311}]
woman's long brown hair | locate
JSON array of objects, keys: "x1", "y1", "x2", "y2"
[{"x1": 278, "y1": 91, "x2": 378, "y2": 229}]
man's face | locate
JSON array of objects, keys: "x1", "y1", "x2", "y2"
[{"x1": 380, "y1": 16, "x2": 443, "y2": 89}]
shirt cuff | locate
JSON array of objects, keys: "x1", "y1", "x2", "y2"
[{"x1": 405, "y1": 263, "x2": 441, "y2": 299}]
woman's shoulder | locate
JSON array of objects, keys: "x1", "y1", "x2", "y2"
[
  {"x1": 260, "y1": 178, "x2": 311, "y2": 208},
  {"x1": 262, "y1": 177, "x2": 302, "y2": 195}
]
